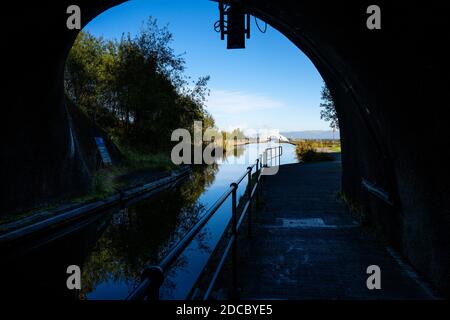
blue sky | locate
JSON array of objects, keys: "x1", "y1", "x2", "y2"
[{"x1": 84, "y1": 0, "x2": 328, "y2": 132}]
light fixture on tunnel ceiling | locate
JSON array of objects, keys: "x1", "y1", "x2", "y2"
[{"x1": 215, "y1": 0, "x2": 250, "y2": 49}]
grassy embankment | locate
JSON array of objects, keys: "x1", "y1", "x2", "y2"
[
  {"x1": 91, "y1": 136, "x2": 248, "y2": 199},
  {"x1": 0, "y1": 137, "x2": 246, "y2": 225},
  {"x1": 294, "y1": 139, "x2": 341, "y2": 162},
  {"x1": 90, "y1": 146, "x2": 175, "y2": 199},
  {"x1": 87, "y1": 131, "x2": 251, "y2": 200},
  {"x1": 0, "y1": 148, "x2": 175, "y2": 227}
]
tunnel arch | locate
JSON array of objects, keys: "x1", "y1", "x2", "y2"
[
  {"x1": 70, "y1": 0, "x2": 396, "y2": 209},
  {"x1": 2, "y1": 1, "x2": 449, "y2": 297}
]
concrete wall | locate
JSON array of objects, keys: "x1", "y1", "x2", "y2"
[{"x1": 1, "y1": 0, "x2": 449, "y2": 296}]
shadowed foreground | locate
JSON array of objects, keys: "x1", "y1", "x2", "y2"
[{"x1": 228, "y1": 155, "x2": 436, "y2": 299}]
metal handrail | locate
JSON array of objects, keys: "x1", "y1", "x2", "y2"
[
  {"x1": 262, "y1": 145, "x2": 282, "y2": 167},
  {"x1": 127, "y1": 145, "x2": 282, "y2": 300}
]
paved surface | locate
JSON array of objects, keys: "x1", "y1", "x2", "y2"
[{"x1": 235, "y1": 155, "x2": 436, "y2": 299}]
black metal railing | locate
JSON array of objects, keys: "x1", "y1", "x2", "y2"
[
  {"x1": 263, "y1": 145, "x2": 282, "y2": 168},
  {"x1": 127, "y1": 145, "x2": 282, "y2": 300}
]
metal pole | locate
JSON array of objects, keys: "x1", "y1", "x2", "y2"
[
  {"x1": 247, "y1": 167, "x2": 252, "y2": 237},
  {"x1": 278, "y1": 146, "x2": 281, "y2": 166},
  {"x1": 246, "y1": 13, "x2": 251, "y2": 39},
  {"x1": 256, "y1": 159, "x2": 260, "y2": 205},
  {"x1": 230, "y1": 182, "x2": 238, "y2": 299},
  {"x1": 142, "y1": 266, "x2": 164, "y2": 300},
  {"x1": 272, "y1": 148, "x2": 274, "y2": 167},
  {"x1": 264, "y1": 150, "x2": 267, "y2": 168},
  {"x1": 260, "y1": 154, "x2": 264, "y2": 195},
  {"x1": 219, "y1": 0, "x2": 225, "y2": 40}
]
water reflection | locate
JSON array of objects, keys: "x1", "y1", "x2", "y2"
[
  {"x1": 156, "y1": 142, "x2": 298, "y2": 299},
  {"x1": 80, "y1": 143, "x2": 296, "y2": 299},
  {"x1": 0, "y1": 143, "x2": 297, "y2": 300},
  {"x1": 80, "y1": 164, "x2": 219, "y2": 300}
]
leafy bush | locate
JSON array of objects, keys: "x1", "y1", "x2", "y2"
[
  {"x1": 92, "y1": 168, "x2": 123, "y2": 198},
  {"x1": 120, "y1": 147, "x2": 174, "y2": 171},
  {"x1": 295, "y1": 140, "x2": 336, "y2": 162}
]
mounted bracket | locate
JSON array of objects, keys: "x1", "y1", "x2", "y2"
[{"x1": 218, "y1": 0, "x2": 251, "y2": 49}]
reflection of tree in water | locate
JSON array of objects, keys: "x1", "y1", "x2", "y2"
[
  {"x1": 158, "y1": 226, "x2": 212, "y2": 299},
  {"x1": 79, "y1": 164, "x2": 218, "y2": 299},
  {"x1": 221, "y1": 144, "x2": 246, "y2": 161}
]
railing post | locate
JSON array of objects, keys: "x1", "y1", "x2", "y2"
[
  {"x1": 247, "y1": 167, "x2": 252, "y2": 237},
  {"x1": 261, "y1": 154, "x2": 264, "y2": 169},
  {"x1": 260, "y1": 154, "x2": 264, "y2": 195},
  {"x1": 142, "y1": 265, "x2": 165, "y2": 300},
  {"x1": 271, "y1": 148, "x2": 274, "y2": 167},
  {"x1": 256, "y1": 159, "x2": 260, "y2": 205},
  {"x1": 230, "y1": 182, "x2": 238, "y2": 299},
  {"x1": 279, "y1": 146, "x2": 282, "y2": 166}
]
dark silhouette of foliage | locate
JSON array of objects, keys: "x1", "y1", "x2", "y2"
[
  {"x1": 319, "y1": 83, "x2": 339, "y2": 131},
  {"x1": 65, "y1": 17, "x2": 213, "y2": 153}
]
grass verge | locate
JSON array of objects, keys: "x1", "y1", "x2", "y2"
[
  {"x1": 294, "y1": 140, "x2": 339, "y2": 162},
  {"x1": 87, "y1": 147, "x2": 176, "y2": 200},
  {"x1": 0, "y1": 149, "x2": 177, "y2": 227}
]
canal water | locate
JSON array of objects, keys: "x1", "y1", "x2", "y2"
[{"x1": 1, "y1": 142, "x2": 298, "y2": 300}]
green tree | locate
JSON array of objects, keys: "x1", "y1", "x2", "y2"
[
  {"x1": 319, "y1": 83, "x2": 339, "y2": 131},
  {"x1": 229, "y1": 128, "x2": 246, "y2": 140},
  {"x1": 65, "y1": 16, "x2": 214, "y2": 153},
  {"x1": 65, "y1": 32, "x2": 106, "y2": 123}
]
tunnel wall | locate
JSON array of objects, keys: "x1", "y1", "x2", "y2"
[
  {"x1": 1, "y1": 1, "x2": 124, "y2": 214},
  {"x1": 1, "y1": 1, "x2": 449, "y2": 296},
  {"x1": 243, "y1": 0, "x2": 450, "y2": 296}
]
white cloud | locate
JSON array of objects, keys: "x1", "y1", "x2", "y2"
[
  {"x1": 224, "y1": 123, "x2": 249, "y2": 132},
  {"x1": 206, "y1": 90, "x2": 284, "y2": 114}
]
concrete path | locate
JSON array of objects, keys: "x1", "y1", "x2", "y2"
[{"x1": 237, "y1": 155, "x2": 436, "y2": 299}]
